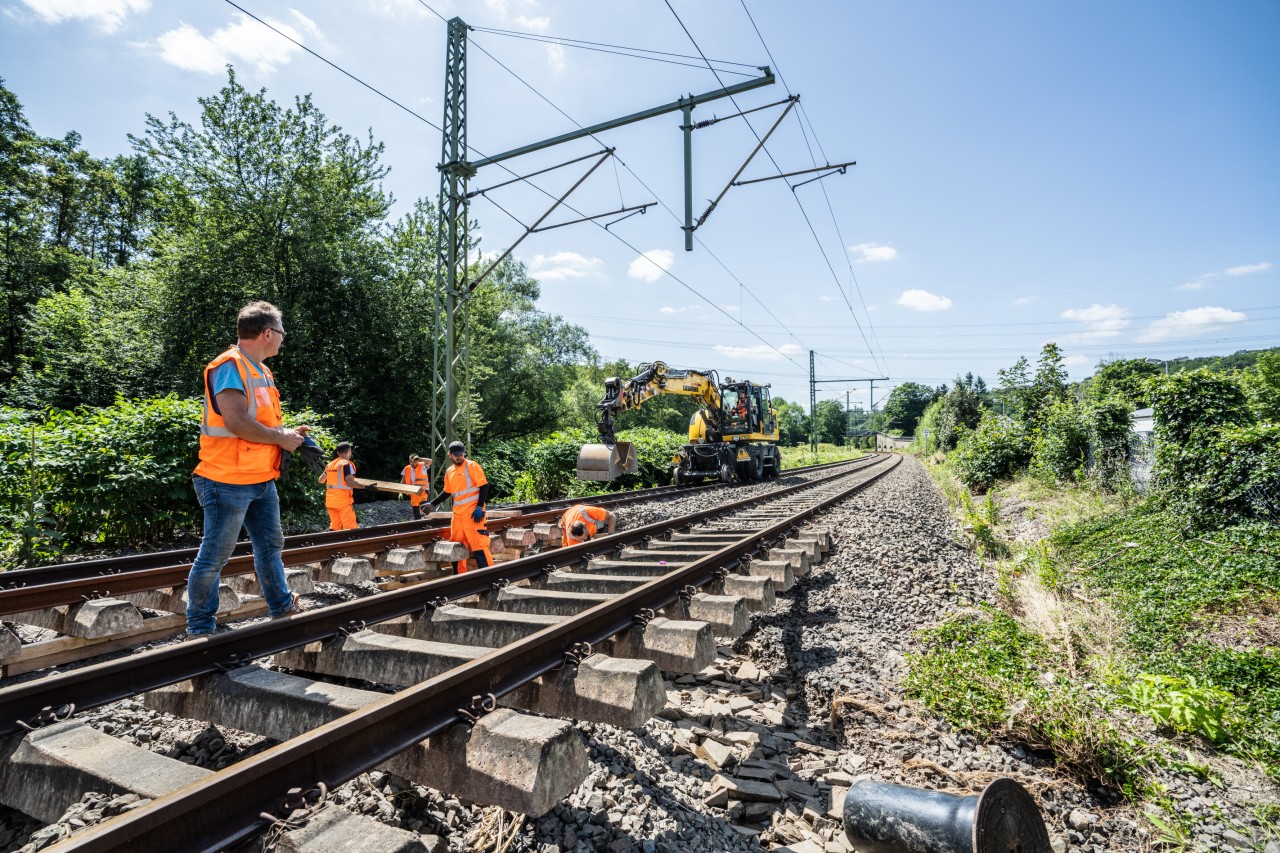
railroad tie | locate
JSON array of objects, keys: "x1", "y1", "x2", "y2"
[
  {"x1": 606, "y1": 617, "x2": 716, "y2": 675},
  {"x1": 225, "y1": 567, "x2": 314, "y2": 597},
  {"x1": 144, "y1": 666, "x2": 589, "y2": 817},
  {"x1": 122, "y1": 583, "x2": 241, "y2": 615},
  {"x1": 6, "y1": 598, "x2": 144, "y2": 640},
  {"x1": 745, "y1": 559, "x2": 795, "y2": 592},
  {"x1": 314, "y1": 557, "x2": 376, "y2": 584},
  {"x1": 272, "y1": 806, "x2": 430, "y2": 853},
  {"x1": 661, "y1": 593, "x2": 750, "y2": 638},
  {"x1": 0, "y1": 624, "x2": 18, "y2": 658}
]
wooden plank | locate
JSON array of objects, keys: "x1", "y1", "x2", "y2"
[
  {"x1": 1, "y1": 598, "x2": 269, "y2": 677},
  {"x1": 351, "y1": 478, "x2": 426, "y2": 496}
]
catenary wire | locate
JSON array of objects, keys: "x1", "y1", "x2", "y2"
[{"x1": 469, "y1": 27, "x2": 758, "y2": 77}]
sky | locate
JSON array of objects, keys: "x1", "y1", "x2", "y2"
[{"x1": 2, "y1": 0, "x2": 1277, "y2": 411}]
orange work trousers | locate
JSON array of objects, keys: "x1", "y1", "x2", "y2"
[
  {"x1": 449, "y1": 510, "x2": 492, "y2": 573},
  {"x1": 327, "y1": 504, "x2": 357, "y2": 531}
]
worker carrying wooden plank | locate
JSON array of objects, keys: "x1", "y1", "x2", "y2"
[
  {"x1": 401, "y1": 454, "x2": 433, "y2": 520},
  {"x1": 559, "y1": 505, "x2": 617, "y2": 546},
  {"x1": 428, "y1": 441, "x2": 492, "y2": 573},
  {"x1": 319, "y1": 441, "x2": 372, "y2": 530}
]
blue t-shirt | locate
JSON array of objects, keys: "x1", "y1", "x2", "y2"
[{"x1": 210, "y1": 356, "x2": 267, "y2": 396}]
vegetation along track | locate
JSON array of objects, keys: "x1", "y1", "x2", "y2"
[
  {"x1": 0, "y1": 456, "x2": 882, "y2": 678},
  {"x1": 0, "y1": 453, "x2": 899, "y2": 852}
]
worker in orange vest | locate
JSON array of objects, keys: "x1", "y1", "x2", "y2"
[
  {"x1": 401, "y1": 453, "x2": 432, "y2": 520},
  {"x1": 187, "y1": 301, "x2": 309, "y2": 636},
  {"x1": 318, "y1": 442, "x2": 371, "y2": 530},
  {"x1": 428, "y1": 441, "x2": 491, "y2": 573},
  {"x1": 559, "y1": 504, "x2": 617, "y2": 546}
]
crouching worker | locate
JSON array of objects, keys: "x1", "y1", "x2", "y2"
[
  {"x1": 428, "y1": 441, "x2": 491, "y2": 573},
  {"x1": 401, "y1": 454, "x2": 432, "y2": 520},
  {"x1": 559, "y1": 504, "x2": 617, "y2": 546},
  {"x1": 319, "y1": 442, "x2": 371, "y2": 530}
]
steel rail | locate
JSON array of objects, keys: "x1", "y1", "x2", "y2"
[
  {"x1": 0, "y1": 456, "x2": 867, "y2": 588},
  {"x1": 0, "y1": 456, "x2": 893, "y2": 738},
  {"x1": 0, "y1": 457, "x2": 883, "y2": 616},
  {"x1": 50, "y1": 455, "x2": 901, "y2": 853}
]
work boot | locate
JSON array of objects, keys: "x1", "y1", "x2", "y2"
[{"x1": 271, "y1": 592, "x2": 306, "y2": 619}]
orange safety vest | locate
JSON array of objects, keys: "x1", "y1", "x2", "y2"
[
  {"x1": 402, "y1": 462, "x2": 431, "y2": 506},
  {"x1": 561, "y1": 505, "x2": 609, "y2": 546},
  {"x1": 194, "y1": 346, "x2": 283, "y2": 485},
  {"x1": 443, "y1": 459, "x2": 487, "y2": 515},
  {"x1": 325, "y1": 458, "x2": 356, "y2": 508}
]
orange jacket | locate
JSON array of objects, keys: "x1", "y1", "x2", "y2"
[
  {"x1": 324, "y1": 458, "x2": 356, "y2": 508},
  {"x1": 443, "y1": 459, "x2": 487, "y2": 517},
  {"x1": 194, "y1": 347, "x2": 283, "y2": 485},
  {"x1": 561, "y1": 505, "x2": 609, "y2": 546},
  {"x1": 402, "y1": 462, "x2": 431, "y2": 506}
]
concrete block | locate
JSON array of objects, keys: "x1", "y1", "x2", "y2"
[
  {"x1": 619, "y1": 548, "x2": 709, "y2": 563},
  {"x1": 123, "y1": 583, "x2": 240, "y2": 614},
  {"x1": 531, "y1": 523, "x2": 558, "y2": 541},
  {"x1": 786, "y1": 538, "x2": 821, "y2": 561},
  {"x1": 225, "y1": 568, "x2": 314, "y2": 596},
  {"x1": 508, "y1": 654, "x2": 666, "y2": 729},
  {"x1": 607, "y1": 618, "x2": 715, "y2": 674},
  {"x1": 376, "y1": 547, "x2": 426, "y2": 573},
  {"x1": 503, "y1": 528, "x2": 537, "y2": 548},
  {"x1": 276, "y1": 630, "x2": 488, "y2": 684},
  {"x1": 145, "y1": 668, "x2": 586, "y2": 816},
  {"x1": 688, "y1": 593, "x2": 749, "y2": 638},
  {"x1": 794, "y1": 535, "x2": 827, "y2": 559},
  {"x1": 645, "y1": 540, "x2": 725, "y2": 553},
  {"x1": 487, "y1": 534, "x2": 505, "y2": 554},
  {"x1": 539, "y1": 572, "x2": 648, "y2": 595},
  {"x1": 9, "y1": 598, "x2": 144, "y2": 639},
  {"x1": 0, "y1": 720, "x2": 208, "y2": 823},
  {"x1": 721, "y1": 574, "x2": 775, "y2": 611},
  {"x1": 277, "y1": 806, "x2": 433, "y2": 853},
  {"x1": 316, "y1": 557, "x2": 375, "y2": 584},
  {"x1": 491, "y1": 586, "x2": 610, "y2": 618},
  {"x1": 768, "y1": 548, "x2": 810, "y2": 575},
  {"x1": 747, "y1": 559, "x2": 794, "y2": 592},
  {"x1": 429, "y1": 541, "x2": 469, "y2": 563},
  {"x1": 583, "y1": 559, "x2": 675, "y2": 577},
  {"x1": 413, "y1": 605, "x2": 560, "y2": 648}
]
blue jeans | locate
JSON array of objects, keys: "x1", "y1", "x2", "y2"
[{"x1": 187, "y1": 476, "x2": 293, "y2": 634}]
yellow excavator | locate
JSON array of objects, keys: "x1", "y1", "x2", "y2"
[{"x1": 576, "y1": 361, "x2": 782, "y2": 484}]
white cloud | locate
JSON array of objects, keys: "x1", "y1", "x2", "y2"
[
  {"x1": 1063, "y1": 354, "x2": 1091, "y2": 367},
  {"x1": 528, "y1": 251, "x2": 603, "y2": 282},
  {"x1": 485, "y1": 0, "x2": 509, "y2": 19},
  {"x1": 627, "y1": 249, "x2": 674, "y2": 283},
  {"x1": 723, "y1": 304, "x2": 739, "y2": 313},
  {"x1": 1060, "y1": 303, "x2": 1130, "y2": 341},
  {"x1": 155, "y1": 11, "x2": 314, "y2": 74},
  {"x1": 1176, "y1": 279, "x2": 1207, "y2": 291},
  {"x1": 849, "y1": 242, "x2": 897, "y2": 263},
  {"x1": 659, "y1": 305, "x2": 697, "y2": 315},
  {"x1": 20, "y1": 0, "x2": 148, "y2": 32},
  {"x1": 363, "y1": 0, "x2": 431, "y2": 16},
  {"x1": 818, "y1": 295, "x2": 835, "y2": 302},
  {"x1": 545, "y1": 43, "x2": 566, "y2": 73},
  {"x1": 1012, "y1": 296, "x2": 1037, "y2": 306},
  {"x1": 713, "y1": 343, "x2": 802, "y2": 361},
  {"x1": 895, "y1": 289, "x2": 952, "y2": 312},
  {"x1": 1137, "y1": 306, "x2": 1248, "y2": 343},
  {"x1": 1225, "y1": 261, "x2": 1272, "y2": 276},
  {"x1": 515, "y1": 14, "x2": 550, "y2": 31}
]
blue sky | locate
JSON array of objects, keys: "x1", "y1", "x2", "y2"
[{"x1": 3, "y1": 0, "x2": 1277, "y2": 410}]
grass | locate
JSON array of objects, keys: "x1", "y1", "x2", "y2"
[
  {"x1": 779, "y1": 443, "x2": 865, "y2": 469},
  {"x1": 907, "y1": 457, "x2": 1280, "y2": 801}
]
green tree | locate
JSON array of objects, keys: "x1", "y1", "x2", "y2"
[
  {"x1": 1084, "y1": 358, "x2": 1161, "y2": 408},
  {"x1": 883, "y1": 381, "x2": 937, "y2": 435},
  {"x1": 772, "y1": 397, "x2": 808, "y2": 446},
  {"x1": 1241, "y1": 350, "x2": 1280, "y2": 422},
  {"x1": 813, "y1": 398, "x2": 847, "y2": 445},
  {"x1": 936, "y1": 378, "x2": 985, "y2": 450}
]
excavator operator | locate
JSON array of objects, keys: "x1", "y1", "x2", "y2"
[
  {"x1": 429, "y1": 441, "x2": 492, "y2": 573},
  {"x1": 559, "y1": 504, "x2": 617, "y2": 546}
]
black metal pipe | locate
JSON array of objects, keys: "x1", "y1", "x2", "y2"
[{"x1": 842, "y1": 778, "x2": 1051, "y2": 853}]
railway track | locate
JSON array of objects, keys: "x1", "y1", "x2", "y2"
[
  {"x1": 0, "y1": 452, "x2": 901, "y2": 853},
  {"x1": 0, "y1": 456, "x2": 884, "y2": 677}
]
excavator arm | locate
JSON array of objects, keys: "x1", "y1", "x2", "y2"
[{"x1": 578, "y1": 361, "x2": 721, "y2": 480}]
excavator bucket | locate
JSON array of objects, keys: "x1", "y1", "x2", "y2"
[{"x1": 576, "y1": 442, "x2": 638, "y2": 481}]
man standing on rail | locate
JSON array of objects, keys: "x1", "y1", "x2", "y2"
[
  {"x1": 187, "y1": 301, "x2": 308, "y2": 636},
  {"x1": 428, "y1": 441, "x2": 492, "y2": 573},
  {"x1": 319, "y1": 442, "x2": 371, "y2": 530},
  {"x1": 401, "y1": 453, "x2": 432, "y2": 520},
  {"x1": 559, "y1": 504, "x2": 617, "y2": 546}
]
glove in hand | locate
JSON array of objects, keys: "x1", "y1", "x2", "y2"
[
  {"x1": 296, "y1": 437, "x2": 327, "y2": 475},
  {"x1": 472, "y1": 506, "x2": 485, "y2": 522}
]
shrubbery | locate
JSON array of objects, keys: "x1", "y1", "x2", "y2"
[
  {"x1": 503, "y1": 427, "x2": 687, "y2": 502},
  {"x1": 0, "y1": 397, "x2": 334, "y2": 567},
  {"x1": 950, "y1": 414, "x2": 1031, "y2": 492},
  {"x1": 1031, "y1": 401, "x2": 1088, "y2": 483}
]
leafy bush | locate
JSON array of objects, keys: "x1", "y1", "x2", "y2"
[
  {"x1": 1083, "y1": 398, "x2": 1134, "y2": 491},
  {"x1": 935, "y1": 383, "x2": 984, "y2": 451},
  {"x1": 1126, "y1": 674, "x2": 1241, "y2": 745},
  {"x1": 474, "y1": 438, "x2": 534, "y2": 501},
  {"x1": 0, "y1": 397, "x2": 334, "y2": 567},
  {"x1": 507, "y1": 427, "x2": 687, "y2": 501},
  {"x1": 951, "y1": 414, "x2": 1032, "y2": 491},
  {"x1": 1032, "y1": 401, "x2": 1088, "y2": 483},
  {"x1": 910, "y1": 398, "x2": 944, "y2": 454}
]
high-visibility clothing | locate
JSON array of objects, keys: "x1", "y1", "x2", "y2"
[
  {"x1": 194, "y1": 346, "x2": 283, "y2": 485},
  {"x1": 561, "y1": 504, "x2": 610, "y2": 546},
  {"x1": 401, "y1": 462, "x2": 431, "y2": 507},
  {"x1": 324, "y1": 458, "x2": 356, "y2": 509},
  {"x1": 327, "y1": 505, "x2": 358, "y2": 531},
  {"x1": 443, "y1": 459, "x2": 490, "y2": 572}
]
